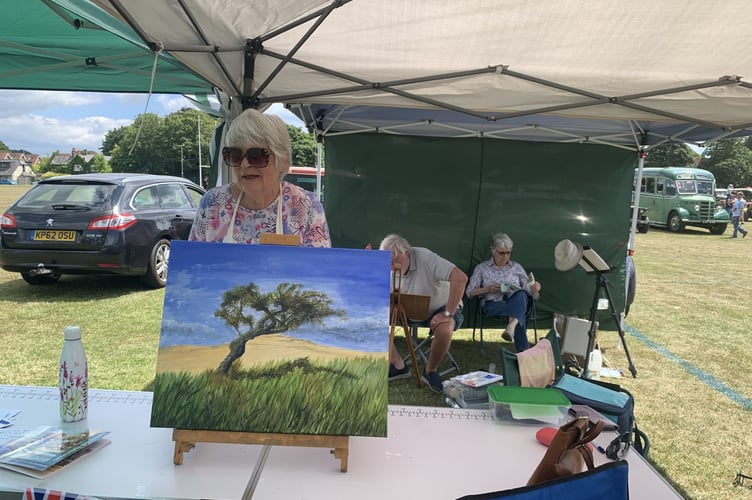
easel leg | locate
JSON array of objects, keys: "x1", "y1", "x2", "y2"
[
  {"x1": 331, "y1": 445, "x2": 349, "y2": 472},
  {"x1": 173, "y1": 439, "x2": 195, "y2": 465},
  {"x1": 390, "y1": 303, "x2": 421, "y2": 387},
  {"x1": 399, "y1": 308, "x2": 422, "y2": 387}
]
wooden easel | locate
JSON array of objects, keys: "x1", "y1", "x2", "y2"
[
  {"x1": 389, "y1": 265, "x2": 430, "y2": 387},
  {"x1": 170, "y1": 233, "x2": 350, "y2": 500},
  {"x1": 172, "y1": 428, "x2": 349, "y2": 471}
]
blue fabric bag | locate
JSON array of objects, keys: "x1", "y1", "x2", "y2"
[{"x1": 551, "y1": 373, "x2": 634, "y2": 436}]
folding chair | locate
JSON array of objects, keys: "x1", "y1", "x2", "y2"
[
  {"x1": 472, "y1": 293, "x2": 538, "y2": 351},
  {"x1": 404, "y1": 322, "x2": 461, "y2": 377},
  {"x1": 500, "y1": 329, "x2": 563, "y2": 387},
  {"x1": 396, "y1": 294, "x2": 461, "y2": 378}
]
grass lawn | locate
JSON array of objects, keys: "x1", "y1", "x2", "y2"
[{"x1": 1, "y1": 184, "x2": 751, "y2": 499}]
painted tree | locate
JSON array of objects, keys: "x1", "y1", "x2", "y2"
[{"x1": 214, "y1": 282, "x2": 345, "y2": 374}]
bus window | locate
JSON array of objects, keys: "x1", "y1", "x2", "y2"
[
  {"x1": 656, "y1": 178, "x2": 665, "y2": 194},
  {"x1": 677, "y1": 180, "x2": 696, "y2": 194},
  {"x1": 645, "y1": 177, "x2": 656, "y2": 194},
  {"x1": 697, "y1": 180, "x2": 713, "y2": 195},
  {"x1": 665, "y1": 179, "x2": 676, "y2": 196}
]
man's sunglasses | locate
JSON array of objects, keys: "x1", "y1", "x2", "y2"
[{"x1": 221, "y1": 147, "x2": 270, "y2": 168}]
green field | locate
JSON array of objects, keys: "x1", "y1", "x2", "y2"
[{"x1": 1, "y1": 184, "x2": 751, "y2": 499}]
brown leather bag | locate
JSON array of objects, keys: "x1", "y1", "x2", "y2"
[{"x1": 527, "y1": 417, "x2": 605, "y2": 485}]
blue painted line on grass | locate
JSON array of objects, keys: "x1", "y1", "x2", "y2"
[{"x1": 625, "y1": 324, "x2": 752, "y2": 411}]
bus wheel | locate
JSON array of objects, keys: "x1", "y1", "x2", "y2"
[
  {"x1": 709, "y1": 224, "x2": 727, "y2": 235},
  {"x1": 667, "y1": 212, "x2": 684, "y2": 232}
]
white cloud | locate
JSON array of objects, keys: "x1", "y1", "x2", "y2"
[
  {"x1": 0, "y1": 90, "x2": 306, "y2": 157},
  {"x1": 155, "y1": 94, "x2": 195, "y2": 114},
  {"x1": 0, "y1": 113, "x2": 132, "y2": 156},
  {"x1": 0, "y1": 90, "x2": 105, "y2": 118}
]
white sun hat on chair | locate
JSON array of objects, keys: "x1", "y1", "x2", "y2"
[{"x1": 554, "y1": 239, "x2": 584, "y2": 271}]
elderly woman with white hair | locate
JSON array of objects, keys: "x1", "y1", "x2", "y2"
[
  {"x1": 189, "y1": 108, "x2": 330, "y2": 247},
  {"x1": 466, "y1": 233, "x2": 541, "y2": 352}
]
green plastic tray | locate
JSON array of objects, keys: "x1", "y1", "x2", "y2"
[{"x1": 487, "y1": 386, "x2": 571, "y2": 407}]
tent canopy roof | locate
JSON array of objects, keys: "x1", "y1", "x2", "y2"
[
  {"x1": 1, "y1": 0, "x2": 212, "y2": 94},
  {"x1": 89, "y1": 0, "x2": 752, "y2": 147}
]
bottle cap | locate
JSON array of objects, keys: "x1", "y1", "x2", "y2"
[{"x1": 64, "y1": 325, "x2": 82, "y2": 341}]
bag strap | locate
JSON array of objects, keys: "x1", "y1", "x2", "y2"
[
  {"x1": 570, "y1": 420, "x2": 604, "y2": 472},
  {"x1": 571, "y1": 419, "x2": 605, "y2": 448},
  {"x1": 575, "y1": 444, "x2": 596, "y2": 470}
]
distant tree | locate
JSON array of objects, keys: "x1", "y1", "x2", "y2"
[
  {"x1": 214, "y1": 282, "x2": 345, "y2": 374},
  {"x1": 90, "y1": 154, "x2": 110, "y2": 173},
  {"x1": 0, "y1": 140, "x2": 8, "y2": 151},
  {"x1": 108, "y1": 113, "x2": 165, "y2": 174},
  {"x1": 287, "y1": 125, "x2": 318, "y2": 167},
  {"x1": 105, "y1": 109, "x2": 216, "y2": 181},
  {"x1": 38, "y1": 151, "x2": 59, "y2": 174},
  {"x1": 645, "y1": 144, "x2": 696, "y2": 168},
  {"x1": 101, "y1": 126, "x2": 129, "y2": 156},
  {"x1": 162, "y1": 108, "x2": 217, "y2": 181},
  {"x1": 699, "y1": 138, "x2": 752, "y2": 187}
]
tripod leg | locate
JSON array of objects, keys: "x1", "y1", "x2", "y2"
[{"x1": 602, "y1": 281, "x2": 637, "y2": 377}]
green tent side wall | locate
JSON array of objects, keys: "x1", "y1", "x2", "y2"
[{"x1": 324, "y1": 134, "x2": 636, "y2": 324}]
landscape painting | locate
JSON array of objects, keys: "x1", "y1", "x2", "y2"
[{"x1": 150, "y1": 241, "x2": 391, "y2": 437}]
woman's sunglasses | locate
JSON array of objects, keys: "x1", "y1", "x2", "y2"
[{"x1": 221, "y1": 147, "x2": 270, "y2": 168}]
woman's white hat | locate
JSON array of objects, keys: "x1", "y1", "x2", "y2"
[{"x1": 554, "y1": 239, "x2": 584, "y2": 271}]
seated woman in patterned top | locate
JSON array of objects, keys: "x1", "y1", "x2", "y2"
[{"x1": 465, "y1": 233, "x2": 541, "y2": 352}]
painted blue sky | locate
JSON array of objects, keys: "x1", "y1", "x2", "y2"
[{"x1": 160, "y1": 241, "x2": 392, "y2": 353}]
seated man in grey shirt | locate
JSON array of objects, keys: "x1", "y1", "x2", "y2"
[{"x1": 379, "y1": 234, "x2": 468, "y2": 393}]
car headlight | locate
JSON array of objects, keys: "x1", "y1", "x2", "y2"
[{"x1": 694, "y1": 204, "x2": 700, "y2": 211}]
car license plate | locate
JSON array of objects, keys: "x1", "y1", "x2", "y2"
[{"x1": 32, "y1": 230, "x2": 76, "y2": 241}]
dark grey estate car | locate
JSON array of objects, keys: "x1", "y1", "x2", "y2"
[{"x1": 0, "y1": 173, "x2": 205, "y2": 287}]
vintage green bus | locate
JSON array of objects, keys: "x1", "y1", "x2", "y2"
[{"x1": 634, "y1": 167, "x2": 729, "y2": 234}]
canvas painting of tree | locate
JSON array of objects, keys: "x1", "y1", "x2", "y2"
[{"x1": 151, "y1": 241, "x2": 391, "y2": 437}]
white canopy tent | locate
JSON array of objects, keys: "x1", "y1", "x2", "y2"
[{"x1": 90, "y1": 0, "x2": 752, "y2": 149}]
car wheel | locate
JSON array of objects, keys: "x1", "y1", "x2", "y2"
[
  {"x1": 21, "y1": 271, "x2": 61, "y2": 285},
  {"x1": 667, "y1": 212, "x2": 683, "y2": 232},
  {"x1": 140, "y1": 238, "x2": 170, "y2": 288},
  {"x1": 709, "y1": 224, "x2": 727, "y2": 235},
  {"x1": 624, "y1": 256, "x2": 636, "y2": 317},
  {"x1": 637, "y1": 223, "x2": 649, "y2": 234}
]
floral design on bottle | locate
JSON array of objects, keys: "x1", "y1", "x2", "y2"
[
  {"x1": 59, "y1": 325, "x2": 88, "y2": 422},
  {"x1": 59, "y1": 359, "x2": 88, "y2": 421}
]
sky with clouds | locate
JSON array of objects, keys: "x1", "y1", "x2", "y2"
[
  {"x1": 160, "y1": 242, "x2": 392, "y2": 353},
  {"x1": 0, "y1": 90, "x2": 304, "y2": 157}
]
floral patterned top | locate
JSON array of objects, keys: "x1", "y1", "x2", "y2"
[
  {"x1": 188, "y1": 182, "x2": 331, "y2": 247},
  {"x1": 465, "y1": 258, "x2": 532, "y2": 303}
]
